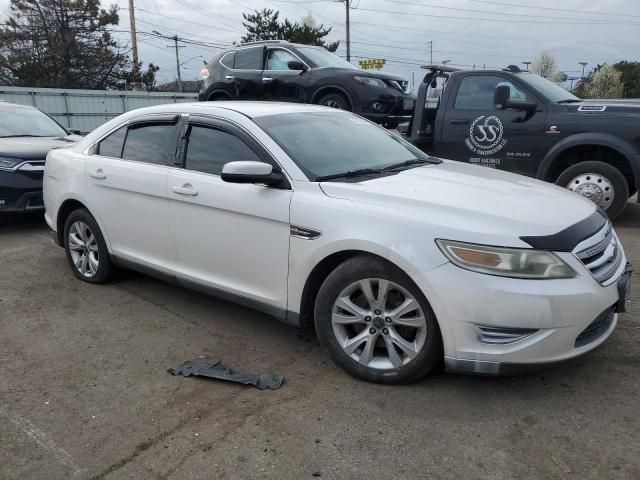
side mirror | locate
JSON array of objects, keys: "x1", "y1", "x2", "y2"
[
  {"x1": 221, "y1": 161, "x2": 282, "y2": 186},
  {"x1": 287, "y1": 60, "x2": 307, "y2": 72},
  {"x1": 494, "y1": 85, "x2": 538, "y2": 113},
  {"x1": 68, "y1": 128, "x2": 83, "y2": 135}
]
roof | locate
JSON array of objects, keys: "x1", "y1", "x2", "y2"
[
  {"x1": 125, "y1": 101, "x2": 340, "y2": 119},
  {"x1": 0, "y1": 101, "x2": 36, "y2": 110}
]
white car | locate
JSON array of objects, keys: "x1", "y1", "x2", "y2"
[{"x1": 44, "y1": 102, "x2": 631, "y2": 384}]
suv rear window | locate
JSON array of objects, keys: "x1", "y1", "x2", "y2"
[
  {"x1": 234, "y1": 47, "x2": 263, "y2": 70},
  {"x1": 220, "y1": 52, "x2": 235, "y2": 68}
]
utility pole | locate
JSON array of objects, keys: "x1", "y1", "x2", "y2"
[
  {"x1": 522, "y1": 61, "x2": 531, "y2": 71},
  {"x1": 153, "y1": 30, "x2": 184, "y2": 93},
  {"x1": 173, "y1": 35, "x2": 183, "y2": 93},
  {"x1": 579, "y1": 62, "x2": 588, "y2": 80},
  {"x1": 345, "y1": 0, "x2": 351, "y2": 63},
  {"x1": 427, "y1": 41, "x2": 432, "y2": 65},
  {"x1": 128, "y1": 0, "x2": 139, "y2": 73}
]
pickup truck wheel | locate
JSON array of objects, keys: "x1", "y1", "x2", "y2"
[
  {"x1": 314, "y1": 255, "x2": 442, "y2": 384},
  {"x1": 556, "y1": 161, "x2": 629, "y2": 219},
  {"x1": 63, "y1": 208, "x2": 113, "y2": 284},
  {"x1": 317, "y1": 92, "x2": 350, "y2": 111}
]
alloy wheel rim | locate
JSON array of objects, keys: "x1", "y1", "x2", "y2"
[
  {"x1": 68, "y1": 221, "x2": 99, "y2": 278},
  {"x1": 323, "y1": 100, "x2": 342, "y2": 109},
  {"x1": 331, "y1": 278, "x2": 427, "y2": 370},
  {"x1": 566, "y1": 173, "x2": 614, "y2": 210}
]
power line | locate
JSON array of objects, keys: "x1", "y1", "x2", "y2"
[{"x1": 463, "y1": 0, "x2": 640, "y2": 19}]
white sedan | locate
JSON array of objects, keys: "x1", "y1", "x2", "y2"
[{"x1": 43, "y1": 102, "x2": 630, "y2": 383}]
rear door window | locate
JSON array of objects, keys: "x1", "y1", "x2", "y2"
[
  {"x1": 122, "y1": 123, "x2": 177, "y2": 166},
  {"x1": 234, "y1": 47, "x2": 263, "y2": 70},
  {"x1": 185, "y1": 125, "x2": 262, "y2": 176}
]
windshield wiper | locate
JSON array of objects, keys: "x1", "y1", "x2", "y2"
[
  {"x1": 382, "y1": 158, "x2": 434, "y2": 171},
  {"x1": 557, "y1": 99, "x2": 582, "y2": 104},
  {"x1": 316, "y1": 167, "x2": 385, "y2": 182}
]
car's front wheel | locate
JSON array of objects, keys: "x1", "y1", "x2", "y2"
[
  {"x1": 63, "y1": 208, "x2": 113, "y2": 284},
  {"x1": 317, "y1": 92, "x2": 350, "y2": 111},
  {"x1": 314, "y1": 255, "x2": 442, "y2": 384}
]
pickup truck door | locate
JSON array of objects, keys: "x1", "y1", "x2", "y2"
[
  {"x1": 262, "y1": 47, "x2": 311, "y2": 102},
  {"x1": 437, "y1": 74, "x2": 547, "y2": 176}
]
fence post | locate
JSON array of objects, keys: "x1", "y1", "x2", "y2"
[{"x1": 62, "y1": 92, "x2": 71, "y2": 128}]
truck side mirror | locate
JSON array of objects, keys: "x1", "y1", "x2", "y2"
[{"x1": 493, "y1": 85, "x2": 510, "y2": 110}]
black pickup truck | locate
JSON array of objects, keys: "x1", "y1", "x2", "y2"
[{"x1": 406, "y1": 65, "x2": 640, "y2": 218}]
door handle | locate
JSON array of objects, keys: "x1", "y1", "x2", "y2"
[
  {"x1": 450, "y1": 119, "x2": 469, "y2": 125},
  {"x1": 224, "y1": 75, "x2": 234, "y2": 80},
  {"x1": 172, "y1": 184, "x2": 198, "y2": 196},
  {"x1": 262, "y1": 77, "x2": 273, "y2": 83},
  {"x1": 89, "y1": 169, "x2": 106, "y2": 180}
]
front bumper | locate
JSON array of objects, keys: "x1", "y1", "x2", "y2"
[
  {"x1": 0, "y1": 168, "x2": 44, "y2": 213},
  {"x1": 419, "y1": 252, "x2": 629, "y2": 376},
  {"x1": 356, "y1": 89, "x2": 415, "y2": 124}
]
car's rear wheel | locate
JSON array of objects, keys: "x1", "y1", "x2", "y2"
[
  {"x1": 317, "y1": 92, "x2": 350, "y2": 111},
  {"x1": 556, "y1": 161, "x2": 629, "y2": 219},
  {"x1": 314, "y1": 255, "x2": 442, "y2": 384},
  {"x1": 63, "y1": 208, "x2": 113, "y2": 284}
]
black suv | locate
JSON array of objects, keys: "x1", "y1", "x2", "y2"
[
  {"x1": 0, "y1": 102, "x2": 79, "y2": 214},
  {"x1": 199, "y1": 40, "x2": 415, "y2": 126}
]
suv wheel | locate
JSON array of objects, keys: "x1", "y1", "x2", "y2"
[
  {"x1": 556, "y1": 161, "x2": 629, "y2": 219},
  {"x1": 317, "y1": 92, "x2": 350, "y2": 111},
  {"x1": 63, "y1": 208, "x2": 113, "y2": 284},
  {"x1": 314, "y1": 255, "x2": 442, "y2": 384}
]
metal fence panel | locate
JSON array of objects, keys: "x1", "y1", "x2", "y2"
[{"x1": 0, "y1": 86, "x2": 198, "y2": 132}]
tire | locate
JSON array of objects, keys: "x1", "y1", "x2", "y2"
[
  {"x1": 314, "y1": 255, "x2": 442, "y2": 384},
  {"x1": 317, "y1": 92, "x2": 350, "y2": 111},
  {"x1": 556, "y1": 161, "x2": 629, "y2": 220},
  {"x1": 63, "y1": 208, "x2": 113, "y2": 284}
]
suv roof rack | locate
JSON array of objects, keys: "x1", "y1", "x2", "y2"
[{"x1": 239, "y1": 39, "x2": 290, "y2": 46}]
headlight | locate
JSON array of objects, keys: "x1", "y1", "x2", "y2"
[
  {"x1": 353, "y1": 76, "x2": 386, "y2": 88},
  {"x1": 436, "y1": 239, "x2": 576, "y2": 279},
  {"x1": 0, "y1": 156, "x2": 22, "y2": 170}
]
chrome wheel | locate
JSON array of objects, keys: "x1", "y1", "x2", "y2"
[
  {"x1": 331, "y1": 278, "x2": 427, "y2": 370},
  {"x1": 566, "y1": 173, "x2": 614, "y2": 210},
  {"x1": 322, "y1": 99, "x2": 342, "y2": 109},
  {"x1": 68, "y1": 221, "x2": 99, "y2": 278}
]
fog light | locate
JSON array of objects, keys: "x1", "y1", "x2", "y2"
[
  {"x1": 0, "y1": 200, "x2": 5, "y2": 205},
  {"x1": 372, "y1": 102, "x2": 384, "y2": 111}
]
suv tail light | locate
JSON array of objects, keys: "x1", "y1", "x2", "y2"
[{"x1": 200, "y1": 67, "x2": 209, "y2": 80}]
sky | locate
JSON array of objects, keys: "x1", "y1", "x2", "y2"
[{"x1": 1, "y1": 0, "x2": 639, "y2": 90}]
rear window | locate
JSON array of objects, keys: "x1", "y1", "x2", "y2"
[
  {"x1": 234, "y1": 47, "x2": 263, "y2": 70},
  {"x1": 220, "y1": 51, "x2": 235, "y2": 68}
]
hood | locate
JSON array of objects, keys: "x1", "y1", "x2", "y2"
[
  {"x1": 320, "y1": 67, "x2": 408, "y2": 83},
  {"x1": 0, "y1": 135, "x2": 80, "y2": 160},
  {"x1": 567, "y1": 99, "x2": 640, "y2": 116},
  {"x1": 319, "y1": 160, "x2": 596, "y2": 243}
]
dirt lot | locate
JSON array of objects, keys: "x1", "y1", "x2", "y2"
[{"x1": 1, "y1": 205, "x2": 639, "y2": 480}]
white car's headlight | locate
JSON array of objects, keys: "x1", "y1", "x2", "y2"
[
  {"x1": 0, "y1": 156, "x2": 22, "y2": 170},
  {"x1": 353, "y1": 76, "x2": 386, "y2": 88},
  {"x1": 436, "y1": 239, "x2": 576, "y2": 279}
]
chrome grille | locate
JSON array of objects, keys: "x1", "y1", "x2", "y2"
[{"x1": 574, "y1": 222, "x2": 624, "y2": 286}]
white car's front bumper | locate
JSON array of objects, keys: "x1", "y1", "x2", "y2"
[{"x1": 418, "y1": 247, "x2": 629, "y2": 375}]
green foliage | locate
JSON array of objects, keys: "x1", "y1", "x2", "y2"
[
  {"x1": 241, "y1": 9, "x2": 339, "y2": 52},
  {"x1": 574, "y1": 61, "x2": 638, "y2": 99},
  {"x1": 0, "y1": 0, "x2": 139, "y2": 89}
]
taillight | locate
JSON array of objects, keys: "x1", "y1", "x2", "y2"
[{"x1": 200, "y1": 67, "x2": 209, "y2": 79}]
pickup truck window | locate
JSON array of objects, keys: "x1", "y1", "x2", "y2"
[
  {"x1": 454, "y1": 75, "x2": 527, "y2": 110},
  {"x1": 517, "y1": 73, "x2": 580, "y2": 102}
]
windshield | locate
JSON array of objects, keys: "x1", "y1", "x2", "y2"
[
  {"x1": 255, "y1": 112, "x2": 430, "y2": 180},
  {"x1": 0, "y1": 107, "x2": 68, "y2": 138},
  {"x1": 517, "y1": 73, "x2": 580, "y2": 102},
  {"x1": 296, "y1": 46, "x2": 358, "y2": 70}
]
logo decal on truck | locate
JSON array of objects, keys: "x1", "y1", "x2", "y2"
[{"x1": 466, "y1": 115, "x2": 507, "y2": 156}]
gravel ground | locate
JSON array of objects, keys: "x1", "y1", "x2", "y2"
[{"x1": 1, "y1": 204, "x2": 639, "y2": 480}]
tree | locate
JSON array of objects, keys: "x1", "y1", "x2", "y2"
[
  {"x1": 241, "y1": 9, "x2": 339, "y2": 52},
  {"x1": 0, "y1": 0, "x2": 134, "y2": 89},
  {"x1": 612, "y1": 61, "x2": 640, "y2": 98},
  {"x1": 120, "y1": 62, "x2": 160, "y2": 92},
  {"x1": 583, "y1": 64, "x2": 624, "y2": 99}
]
